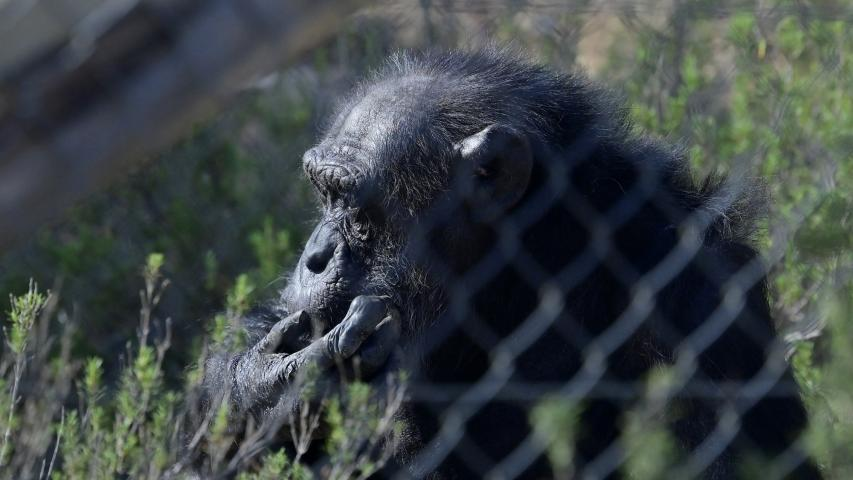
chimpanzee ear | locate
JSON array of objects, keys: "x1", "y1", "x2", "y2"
[{"x1": 454, "y1": 124, "x2": 533, "y2": 219}]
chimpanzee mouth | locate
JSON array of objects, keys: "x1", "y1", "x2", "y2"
[
  {"x1": 311, "y1": 286, "x2": 402, "y2": 333},
  {"x1": 316, "y1": 295, "x2": 355, "y2": 329},
  {"x1": 283, "y1": 259, "x2": 405, "y2": 334}
]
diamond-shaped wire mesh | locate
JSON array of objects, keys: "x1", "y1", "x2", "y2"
[{"x1": 0, "y1": 1, "x2": 849, "y2": 479}]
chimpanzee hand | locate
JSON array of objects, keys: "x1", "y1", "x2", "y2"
[{"x1": 227, "y1": 295, "x2": 401, "y2": 430}]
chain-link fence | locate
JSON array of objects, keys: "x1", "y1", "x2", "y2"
[{"x1": 0, "y1": 1, "x2": 850, "y2": 479}]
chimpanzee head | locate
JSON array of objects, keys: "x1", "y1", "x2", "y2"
[{"x1": 280, "y1": 49, "x2": 624, "y2": 336}]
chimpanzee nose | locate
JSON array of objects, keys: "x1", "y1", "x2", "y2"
[{"x1": 304, "y1": 223, "x2": 338, "y2": 274}]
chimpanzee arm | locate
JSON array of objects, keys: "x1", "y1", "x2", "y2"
[{"x1": 183, "y1": 296, "x2": 400, "y2": 474}]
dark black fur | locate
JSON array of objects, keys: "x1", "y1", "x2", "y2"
[{"x1": 196, "y1": 49, "x2": 820, "y2": 479}]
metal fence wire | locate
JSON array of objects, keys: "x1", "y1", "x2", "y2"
[{"x1": 1, "y1": 1, "x2": 849, "y2": 479}]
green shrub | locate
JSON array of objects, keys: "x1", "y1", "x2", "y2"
[{"x1": 1, "y1": 1, "x2": 851, "y2": 477}]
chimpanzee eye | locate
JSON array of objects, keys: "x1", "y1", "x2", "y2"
[{"x1": 345, "y1": 208, "x2": 372, "y2": 241}]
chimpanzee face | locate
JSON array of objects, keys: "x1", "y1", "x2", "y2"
[
  {"x1": 280, "y1": 78, "x2": 427, "y2": 329},
  {"x1": 281, "y1": 76, "x2": 533, "y2": 330}
]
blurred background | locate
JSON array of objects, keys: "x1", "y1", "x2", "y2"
[{"x1": 0, "y1": 0, "x2": 850, "y2": 478}]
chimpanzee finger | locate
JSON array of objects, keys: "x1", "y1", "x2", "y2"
[
  {"x1": 328, "y1": 295, "x2": 390, "y2": 358},
  {"x1": 277, "y1": 311, "x2": 325, "y2": 354},
  {"x1": 255, "y1": 310, "x2": 312, "y2": 354},
  {"x1": 269, "y1": 295, "x2": 389, "y2": 382},
  {"x1": 354, "y1": 307, "x2": 401, "y2": 378}
]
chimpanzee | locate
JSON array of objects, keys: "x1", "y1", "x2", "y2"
[{"x1": 192, "y1": 49, "x2": 820, "y2": 479}]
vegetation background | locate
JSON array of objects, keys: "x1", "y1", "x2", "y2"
[{"x1": 0, "y1": 0, "x2": 850, "y2": 478}]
